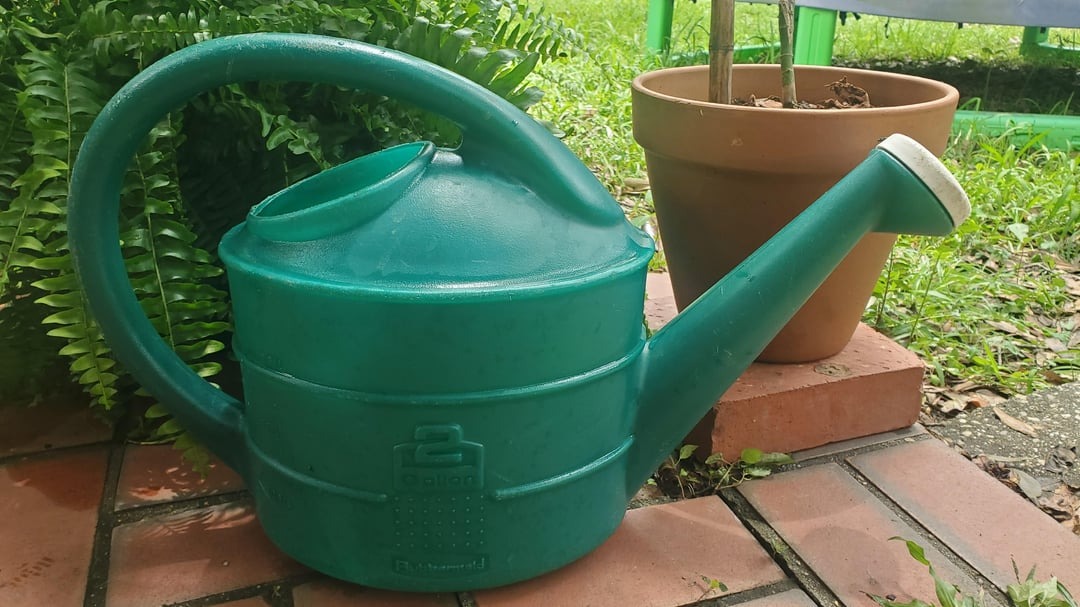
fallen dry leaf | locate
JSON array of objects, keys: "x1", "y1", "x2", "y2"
[
  {"x1": 1045, "y1": 337, "x2": 1068, "y2": 353},
  {"x1": 939, "y1": 388, "x2": 1003, "y2": 414},
  {"x1": 952, "y1": 380, "x2": 978, "y2": 392},
  {"x1": 987, "y1": 320, "x2": 1038, "y2": 341},
  {"x1": 1045, "y1": 446, "x2": 1078, "y2": 474},
  {"x1": 1063, "y1": 274, "x2": 1080, "y2": 296},
  {"x1": 622, "y1": 177, "x2": 650, "y2": 193},
  {"x1": 1028, "y1": 313, "x2": 1057, "y2": 328},
  {"x1": 971, "y1": 389, "x2": 1006, "y2": 408},
  {"x1": 939, "y1": 396, "x2": 968, "y2": 414},
  {"x1": 1041, "y1": 369, "x2": 1070, "y2": 385},
  {"x1": 1044, "y1": 253, "x2": 1080, "y2": 272},
  {"x1": 973, "y1": 455, "x2": 1013, "y2": 481},
  {"x1": 824, "y1": 76, "x2": 871, "y2": 108},
  {"x1": 993, "y1": 407, "x2": 1039, "y2": 437},
  {"x1": 1036, "y1": 351, "x2": 1058, "y2": 366},
  {"x1": 1010, "y1": 468, "x2": 1044, "y2": 500},
  {"x1": 1037, "y1": 483, "x2": 1080, "y2": 535}
]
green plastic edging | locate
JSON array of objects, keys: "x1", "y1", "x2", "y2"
[{"x1": 953, "y1": 110, "x2": 1080, "y2": 151}]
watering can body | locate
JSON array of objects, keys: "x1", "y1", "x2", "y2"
[
  {"x1": 68, "y1": 34, "x2": 969, "y2": 590},
  {"x1": 221, "y1": 141, "x2": 653, "y2": 587}
]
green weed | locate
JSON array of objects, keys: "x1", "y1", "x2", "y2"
[
  {"x1": 869, "y1": 537, "x2": 1077, "y2": 607},
  {"x1": 869, "y1": 130, "x2": 1080, "y2": 393},
  {"x1": 653, "y1": 445, "x2": 794, "y2": 499}
]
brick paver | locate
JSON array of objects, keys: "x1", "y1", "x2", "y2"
[
  {"x1": 739, "y1": 464, "x2": 991, "y2": 607},
  {"x1": 106, "y1": 502, "x2": 307, "y2": 607},
  {"x1": 648, "y1": 270, "x2": 924, "y2": 458},
  {"x1": 0, "y1": 400, "x2": 112, "y2": 457},
  {"x1": 851, "y1": 439, "x2": 1080, "y2": 591},
  {"x1": 472, "y1": 496, "x2": 786, "y2": 607},
  {"x1": 687, "y1": 323, "x2": 925, "y2": 458},
  {"x1": 293, "y1": 578, "x2": 458, "y2": 606},
  {"x1": 114, "y1": 444, "x2": 243, "y2": 510},
  {"x1": 0, "y1": 448, "x2": 109, "y2": 607}
]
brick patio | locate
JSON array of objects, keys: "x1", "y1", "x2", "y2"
[{"x1": 2, "y1": 273, "x2": 1078, "y2": 606}]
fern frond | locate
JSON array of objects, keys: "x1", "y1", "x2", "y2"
[
  {"x1": 0, "y1": 267, "x2": 69, "y2": 404},
  {"x1": 33, "y1": 271, "x2": 121, "y2": 408},
  {"x1": 118, "y1": 117, "x2": 229, "y2": 384},
  {"x1": 14, "y1": 48, "x2": 118, "y2": 408}
]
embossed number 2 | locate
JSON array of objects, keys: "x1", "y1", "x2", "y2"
[{"x1": 413, "y1": 425, "x2": 464, "y2": 465}]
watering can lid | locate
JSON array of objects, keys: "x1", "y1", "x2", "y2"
[{"x1": 218, "y1": 142, "x2": 655, "y2": 295}]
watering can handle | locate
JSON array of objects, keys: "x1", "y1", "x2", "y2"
[{"x1": 69, "y1": 34, "x2": 620, "y2": 474}]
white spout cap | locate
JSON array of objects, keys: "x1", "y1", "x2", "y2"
[{"x1": 876, "y1": 133, "x2": 971, "y2": 227}]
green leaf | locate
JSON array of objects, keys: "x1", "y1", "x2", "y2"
[
  {"x1": 678, "y1": 444, "x2": 697, "y2": 461},
  {"x1": 890, "y1": 537, "x2": 932, "y2": 567},
  {"x1": 488, "y1": 51, "x2": 539, "y2": 97},
  {"x1": 759, "y1": 452, "x2": 794, "y2": 465},
  {"x1": 930, "y1": 565, "x2": 960, "y2": 607},
  {"x1": 1007, "y1": 223, "x2": 1030, "y2": 241},
  {"x1": 145, "y1": 403, "x2": 172, "y2": 419},
  {"x1": 704, "y1": 452, "x2": 727, "y2": 466},
  {"x1": 740, "y1": 448, "x2": 763, "y2": 465},
  {"x1": 743, "y1": 465, "x2": 773, "y2": 478},
  {"x1": 155, "y1": 418, "x2": 184, "y2": 437}
]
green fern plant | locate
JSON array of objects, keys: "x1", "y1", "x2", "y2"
[{"x1": 0, "y1": 0, "x2": 578, "y2": 468}]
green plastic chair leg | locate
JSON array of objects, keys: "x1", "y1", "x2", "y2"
[
  {"x1": 793, "y1": 7, "x2": 837, "y2": 66},
  {"x1": 646, "y1": 0, "x2": 674, "y2": 54},
  {"x1": 1020, "y1": 26, "x2": 1080, "y2": 63}
]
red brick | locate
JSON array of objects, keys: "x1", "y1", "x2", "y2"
[
  {"x1": 473, "y1": 497, "x2": 786, "y2": 607},
  {"x1": 737, "y1": 589, "x2": 817, "y2": 607},
  {"x1": 293, "y1": 578, "x2": 457, "y2": 606},
  {"x1": 114, "y1": 444, "x2": 243, "y2": 510},
  {"x1": 0, "y1": 448, "x2": 109, "y2": 607},
  {"x1": 738, "y1": 464, "x2": 986, "y2": 606},
  {"x1": 106, "y1": 502, "x2": 307, "y2": 607},
  {"x1": 692, "y1": 324, "x2": 923, "y2": 457},
  {"x1": 0, "y1": 400, "x2": 112, "y2": 457},
  {"x1": 850, "y1": 439, "x2": 1080, "y2": 590},
  {"x1": 646, "y1": 272, "x2": 924, "y2": 458}
]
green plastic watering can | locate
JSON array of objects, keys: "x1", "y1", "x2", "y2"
[{"x1": 68, "y1": 34, "x2": 970, "y2": 591}]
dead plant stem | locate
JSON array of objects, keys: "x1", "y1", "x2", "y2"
[
  {"x1": 778, "y1": 0, "x2": 797, "y2": 107},
  {"x1": 709, "y1": 0, "x2": 735, "y2": 104}
]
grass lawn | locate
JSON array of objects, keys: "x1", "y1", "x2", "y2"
[{"x1": 531, "y1": 0, "x2": 1080, "y2": 404}]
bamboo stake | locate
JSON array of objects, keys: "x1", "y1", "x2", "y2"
[
  {"x1": 778, "y1": 0, "x2": 797, "y2": 107},
  {"x1": 709, "y1": 0, "x2": 735, "y2": 104}
]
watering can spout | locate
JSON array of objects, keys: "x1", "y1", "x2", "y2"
[{"x1": 626, "y1": 134, "x2": 970, "y2": 490}]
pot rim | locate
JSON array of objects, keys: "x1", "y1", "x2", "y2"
[{"x1": 631, "y1": 63, "x2": 959, "y2": 114}]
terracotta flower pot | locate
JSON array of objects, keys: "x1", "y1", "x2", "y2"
[{"x1": 631, "y1": 64, "x2": 959, "y2": 362}]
